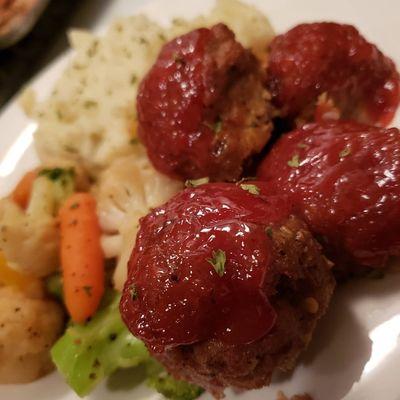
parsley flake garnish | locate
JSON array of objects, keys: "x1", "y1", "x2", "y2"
[
  {"x1": 214, "y1": 119, "x2": 222, "y2": 134},
  {"x1": 240, "y1": 183, "x2": 260, "y2": 195},
  {"x1": 64, "y1": 145, "x2": 77, "y2": 153},
  {"x1": 265, "y1": 226, "x2": 273, "y2": 238},
  {"x1": 130, "y1": 74, "x2": 138, "y2": 85},
  {"x1": 70, "y1": 202, "x2": 79, "y2": 210},
  {"x1": 129, "y1": 284, "x2": 138, "y2": 301},
  {"x1": 87, "y1": 40, "x2": 99, "y2": 58},
  {"x1": 173, "y1": 53, "x2": 185, "y2": 64},
  {"x1": 207, "y1": 250, "x2": 226, "y2": 277},
  {"x1": 288, "y1": 154, "x2": 301, "y2": 168},
  {"x1": 39, "y1": 167, "x2": 75, "y2": 181},
  {"x1": 82, "y1": 286, "x2": 92, "y2": 297},
  {"x1": 205, "y1": 118, "x2": 223, "y2": 134},
  {"x1": 339, "y1": 146, "x2": 351, "y2": 159},
  {"x1": 130, "y1": 138, "x2": 140, "y2": 145},
  {"x1": 84, "y1": 100, "x2": 97, "y2": 109},
  {"x1": 297, "y1": 142, "x2": 309, "y2": 149},
  {"x1": 185, "y1": 177, "x2": 210, "y2": 188}
]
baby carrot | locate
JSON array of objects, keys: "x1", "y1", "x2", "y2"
[
  {"x1": 11, "y1": 169, "x2": 38, "y2": 209},
  {"x1": 59, "y1": 193, "x2": 105, "y2": 323}
]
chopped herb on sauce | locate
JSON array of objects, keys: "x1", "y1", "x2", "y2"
[
  {"x1": 129, "y1": 284, "x2": 138, "y2": 300},
  {"x1": 207, "y1": 249, "x2": 226, "y2": 277},
  {"x1": 287, "y1": 154, "x2": 301, "y2": 168},
  {"x1": 214, "y1": 119, "x2": 223, "y2": 134},
  {"x1": 265, "y1": 226, "x2": 273, "y2": 238},
  {"x1": 185, "y1": 177, "x2": 210, "y2": 188},
  {"x1": 297, "y1": 142, "x2": 309, "y2": 149},
  {"x1": 339, "y1": 146, "x2": 351, "y2": 158},
  {"x1": 240, "y1": 183, "x2": 260, "y2": 195}
]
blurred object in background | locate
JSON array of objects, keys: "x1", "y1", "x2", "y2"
[
  {"x1": 0, "y1": 0, "x2": 49, "y2": 49},
  {"x1": 0, "y1": 0, "x2": 110, "y2": 109}
]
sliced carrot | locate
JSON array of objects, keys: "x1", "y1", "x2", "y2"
[
  {"x1": 11, "y1": 169, "x2": 38, "y2": 209},
  {"x1": 59, "y1": 193, "x2": 105, "y2": 323}
]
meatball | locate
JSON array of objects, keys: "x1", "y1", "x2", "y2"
[
  {"x1": 267, "y1": 22, "x2": 400, "y2": 126},
  {"x1": 0, "y1": 286, "x2": 64, "y2": 383},
  {"x1": 120, "y1": 183, "x2": 335, "y2": 396},
  {"x1": 137, "y1": 24, "x2": 273, "y2": 181},
  {"x1": 258, "y1": 120, "x2": 400, "y2": 272}
]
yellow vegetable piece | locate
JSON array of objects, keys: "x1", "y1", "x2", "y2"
[{"x1": 0, "y1": 251, "x2": 32, "y2": 290}]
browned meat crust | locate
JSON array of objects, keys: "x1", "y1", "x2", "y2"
[{"x1": 203, "y1": 24, "x2": 273, "y2": 181}]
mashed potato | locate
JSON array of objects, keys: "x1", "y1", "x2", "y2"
[{"x1": 21, "y1": 0, "x2": 274, "y2": 174}]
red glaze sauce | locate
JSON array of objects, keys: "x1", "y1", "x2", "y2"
[
  {"x1": 258, "y1": 120, "x2": 400, "y2": 268},
  {"x1": 267, "y1": 23, "x2": 400, "y2": 126},
  {"x1": 120, "y1": 183, "x2": 291, "y2": 352},
  {"x1": 137, "y1": 27, "x2": 213, "y2": 179}
]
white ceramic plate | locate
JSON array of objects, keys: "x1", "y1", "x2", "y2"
[{"x1": 1, "y1": 1, "x2": 400, "y2": 399}]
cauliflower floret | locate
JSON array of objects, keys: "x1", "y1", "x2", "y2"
[
  {"x1": 0, "y1": 168, "x2": 75, "y2": 278},
  {"x1": 95, "y1": 146, "x2": 183, "y2": 291},
  {"x1": 0, "y1": 286, "x2": 64, "y2": 384},
  {"x1": 167, "y1": 0, "x2": 275, "y2": 61}
]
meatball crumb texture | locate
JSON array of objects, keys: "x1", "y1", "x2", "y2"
[
  {"x1": 267, "y1": 22, "x2": 400, "y2": 126},
  {"x1": 137, "y1": 24, "x2": 273, "y2": 181},
  {"x1": 120, "y1": 183, "x2": 335, "y2": 396},
  {"x1": 0, "y1": 286, "x2": 64, "y2": 384},
  {"x1": 258, "y1": 120, "x2": 400, "y2": 272}
]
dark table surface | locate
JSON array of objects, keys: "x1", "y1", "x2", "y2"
[{"x1": 0, "y1": 0, "x2": 111, "y2": 110}]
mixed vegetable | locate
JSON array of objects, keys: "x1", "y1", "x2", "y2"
[
  {"x1": 59, "y1": 193, "x2": 105, "y2": 323},
  {"x1": 0, "y1": 167, "x2": 203, "y2": 399},
  {"x1": 51, "y1": 290, "x2": 203, "y2": 399}
]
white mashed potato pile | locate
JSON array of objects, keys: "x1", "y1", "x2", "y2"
[{"x1": 21, "y1": 0, "x2": 275, "y2": 290}]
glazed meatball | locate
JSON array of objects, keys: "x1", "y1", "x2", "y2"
[
  {"x1": 0, "y1": 286, "x2": 64, "y2": 383},
  {"x1": 258, "y1": 120, "x2": 400, "y2": 272},
  {"x1": 120, "y1": 183, "x2": 335, "y2": 396},
  {"x1": 137, "y1": 24, "x2": 273, "y2": 181},
  {"x1": 267, "y1": 22, "x2": 400, "y2": 126}
]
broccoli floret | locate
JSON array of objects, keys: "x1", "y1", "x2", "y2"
[
  {"x1": 51, "y1": 292, "x2": 149, "y2": 397},
  {"x1": 51, "y1": 291, "x2": 204, "y2": 400},
  {"x1": 147, "y1": 365, "x2": 204, "y2": 400}
]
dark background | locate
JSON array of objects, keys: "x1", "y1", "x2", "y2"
[{"x1": 0, "y1": 0, "x2": 112, "y2": 109}]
